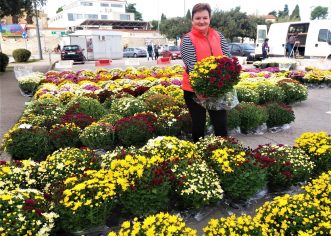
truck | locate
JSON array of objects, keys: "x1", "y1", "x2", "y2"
[{"x1": 255, "y1": 20, "x2": 331, "y2": 59}]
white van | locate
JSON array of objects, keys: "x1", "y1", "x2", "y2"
[{"x1": 255, "y1": 20, "x2": 331, "y2": 59}]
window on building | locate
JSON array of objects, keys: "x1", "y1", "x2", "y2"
[
  {"x1": 111, "y1": 4, "x2": 123, "y2": 8},
  {"x1": 101, "y1": 3, "x2": 109, "y2": 7},
  {"x1": 101, "y1": 15, "x2": 108, "y2": 20},
  {"x1": 120, "y1": 14, "x2": 130, "y2": 21},
  {"x1": 76, "y1": 14, "x2": 83, "y2": 19},
  {"x1": 68, "y1": 13, "x2": 74, "y2": 21},
  {"x1": 81, "y1": 2, "x2": 93, "y2": 6},
  {"x1": 84, "y1": 14, "x2": 98, "y2": 19}
]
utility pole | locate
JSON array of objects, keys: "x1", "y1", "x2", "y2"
[
  {"x1": 184, "y1": 0, "x2": 186, "y2": 17},
  {"x1": 34, "y1": 0, "x2": 43, "y2": 60}
]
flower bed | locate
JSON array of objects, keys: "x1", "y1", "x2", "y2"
[
  {"x1": 0, "y1": 132, "x2": 330, "y2": 234},
  {"x1": 2, "y1": 66, "x2": 315, "y2": 160},
  {"x1": 1, "y1": 66, "x2": 330, "y2": 234}
]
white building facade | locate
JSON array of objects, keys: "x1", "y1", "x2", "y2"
[{"x1": 48, "y1": 0, "x2": 134, "y2": 28}]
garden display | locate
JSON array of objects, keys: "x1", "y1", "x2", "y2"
[{"x1": 1, "y1": 64, "x2": 330, "y2": 235}]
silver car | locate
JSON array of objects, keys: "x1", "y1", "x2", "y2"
[{"x1": 123, "y1": 48, "x2": 147, "y2": 58}]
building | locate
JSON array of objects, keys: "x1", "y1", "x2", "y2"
[
  {"x1": 48, "y1": 0, "x2": 134, "y2": 28},
  {"x1": 262, "y1": 15, "x2": 277, "y2": 23}
]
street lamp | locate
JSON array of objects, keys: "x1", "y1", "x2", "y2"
[{"x1": 33, "y1": 0, "x2": 43, "y2": 60}]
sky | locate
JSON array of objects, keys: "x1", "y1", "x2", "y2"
[{"x1": 45, "y1": 0, "x2": 331, "y2": 21}]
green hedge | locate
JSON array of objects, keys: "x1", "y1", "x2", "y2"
[
  {"x1": 12, "y1": 49, "x2": 31, "y2": 62},
  {"x1": 0, "y1": 52, "x2": 9, "y2": 72}
]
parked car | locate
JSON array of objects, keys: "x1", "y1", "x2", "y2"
[
  {"x1": 229, "y1": 43, "x2": 256, "y2": 62},
  {"x1": 123, "y1": 48, "x2": 147, "y2": 58},
  {"x1": 61, "y1": 45, "x2": 85, "y2": 63},
  {"x1": 160, "y1": 45, "x2": 181, "y2": 59}
]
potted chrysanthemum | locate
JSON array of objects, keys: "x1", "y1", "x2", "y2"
[{"x1": 189, "y1": 56, "x2": 242, "y2": 110}]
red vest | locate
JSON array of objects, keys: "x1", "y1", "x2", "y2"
[{"x1": 182, "y1": 27, "x2": 223, "y2": 92}]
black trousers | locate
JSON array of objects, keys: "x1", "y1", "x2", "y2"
[{"x1": 184, "y1": 90, "x2": 227, "y2": 142}]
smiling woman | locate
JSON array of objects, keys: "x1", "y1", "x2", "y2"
[{"x1": 180, "y1": 2, "x2": 231, "y2": 142}]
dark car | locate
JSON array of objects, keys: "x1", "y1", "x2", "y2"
[
  {"x1": 61, "y1": 45, "x2": 85, "y2": 63},
  {"x1": 123, "y1": 47, "x2": 147, "y2": 58},
  {"x1": 229, "y1": 43, "x2": 256, "y2": 62},
  {"x1": 160, "y1": 45, "x2": 181, "y2": 60}
]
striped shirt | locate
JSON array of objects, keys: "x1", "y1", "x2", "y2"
[{"x1": 181, "y1": 32, "x2": 231, "y2": 73}]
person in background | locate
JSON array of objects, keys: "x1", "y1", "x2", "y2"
[
  {"x1": 154, "y1": 44, "x2": 160, "y2": 60},
  {"x1": 181, "y1": 3, "x2": 231, "y2": 142},
  {"x1": 262, "y1": 38, "x2": 270, "y2": 59},
  {"x1": 287, "y1": 33, "x2": 297, "y2": 58},
  {"x1": 147, "y1": 43, "x2": 154, "y2": 60}
]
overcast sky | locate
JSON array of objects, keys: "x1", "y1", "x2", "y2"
[{"x1": 45, "y1": 0, "x2": 331, "y2": 21}]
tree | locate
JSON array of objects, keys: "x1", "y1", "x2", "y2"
[
  {"x1": 150, "y1": 20, "x2": 159, "y2": 30},
  {"x1": 211, "y1": 7, "x2": 251, "y2": 42},
  {"x1": 290, "y1": 4, "x2": 300, "y2": 21},
  {"x1": 125, "y1": 3, "x2": 143, "y2": 21},
  {"x1": 185, "y1": 9, "x2": 191, "y2": 20},
  {"x1": 159, "y1": 17, "x2": 191, "y2": 39},
  {"x1": 268, "y1": 10, "x2": 277, "y2": 17},
  {"x1": 161, "y1": 13, "x2": 167, "y2": 21},
  {"x1": 0, "y1": 0, "x2": 46, "y2": 23},
  {"x1": 283, "y1": 4, "x2": 289, "y2": 17},
  {"x1": 311, "y1": 6, "x2": 328, "y2": 20},
  {"x1": 277, "y1": 4, "x2": 291, "y2": 22},
  {"x1": 245, "y1": 16, "x2": 268, "y2": 42},
  {"x1": 56, "y1": 6, "x2": 63, "y2": 14}
]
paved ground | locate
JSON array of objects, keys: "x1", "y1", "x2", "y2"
[{"x1": 0, "y1": 55, "x2": 330, "y2": 233}]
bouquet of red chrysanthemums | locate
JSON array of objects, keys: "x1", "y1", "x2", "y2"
[{"x1": 189, "y1": 56, "x2": 242, "y2": 110}]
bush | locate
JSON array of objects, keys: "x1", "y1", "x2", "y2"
[
  {"x1": 144, "y1": 94, "x2": 177, "y2": 113},
  {"x1": 38, "y1": 147, "x2": 100, "y2": 191},
  {"x1": 60, "y1": 113, "x2": 96, "y2": 129},
  {"x1": 99, "y1": 113, "x2": 122, "y2": 124},
  {"x1": 256, "y1": 84, "x2": 285, "y2": 104},
  {"x1": 236, "y1": 102, "x2": 268, "y2": 133},
  {"x1": 172, "y1": 159, "x2": 224, "y2": 208},
  {"x1": 141, "y1": 136, "x2": 198, "y2": 161},
  {"x1": 24, "y1": 97, "x2": 65, "y2": 118},
  {"x1": 277, "y1": 80, "x2": 308, "y2": 104},
  {"x1": 265, "y1": 103, "x2": 295, "y2": 128},
  {"x1": 58, "y1": 169, "x2": 115, "y2": 232},
  {"x1": 49, "y1": 123, "x2": 82, "y2": 149},
  {"x1": 18, "y1": 114, "x2": 53, "y2": 128},
  {"x1": 236, "y1": 87, "x2": 260, "y2": 103},
  {"x1": 80, "y1": 122, "x2": 116, "y2": 150},
  {"x1": 155, "y1": 110, "x2": 181, "y2": 136},
  {"x1": 120, "y1": 163, "x2": 172, "y2": 216},
  {"x1": 196, "y1": 136, "x2": 267, "y2": 201},
  {"x1": 295, "y1": 132, "x2": 331, "y2": 176},
  {"x1": 12, "y1": 48, "x2": 31, "y2": 62},
  {"x1": 23, "y1": 98, "x2": 65, "y2": 128},
  {"x1": 227, "y1": 109, "x2": 241, "y2": 130},
  {"x1": 0, "y1": 52, "x2": 9, "y2": 72},
  {"x1": 109, "y1": 212, "x2": 196, "y2": 235},
  {"x1": 2, "y1": 124, "x2": 52, "y2": 161},
  {"x1": 115, "y1": 116, "x2": 155, "y2": 146},
  {"x1": 65, "y1": 96, "x2": 106, "y2": 119},
  {"x1": 0, "y1": 189, "x2": 58, "y2": 235},
  {"x1": 110, "y1": 97, "x2": 146, "y2": 117},
  {"x1": 253, "y1": 144, "x2": 314, "y2": 191}
]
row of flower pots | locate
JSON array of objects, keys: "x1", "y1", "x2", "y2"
[{"x1": 1, "y1": 132, "x2": 330, "y2": 234}]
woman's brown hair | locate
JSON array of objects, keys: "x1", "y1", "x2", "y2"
[{"x1": 192, "y1": 3, "x2": 211, "y2": 19}]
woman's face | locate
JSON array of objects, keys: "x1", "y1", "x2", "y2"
[{"x1": 192, "y1": 10, "x2": 210, "y2": 34}]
